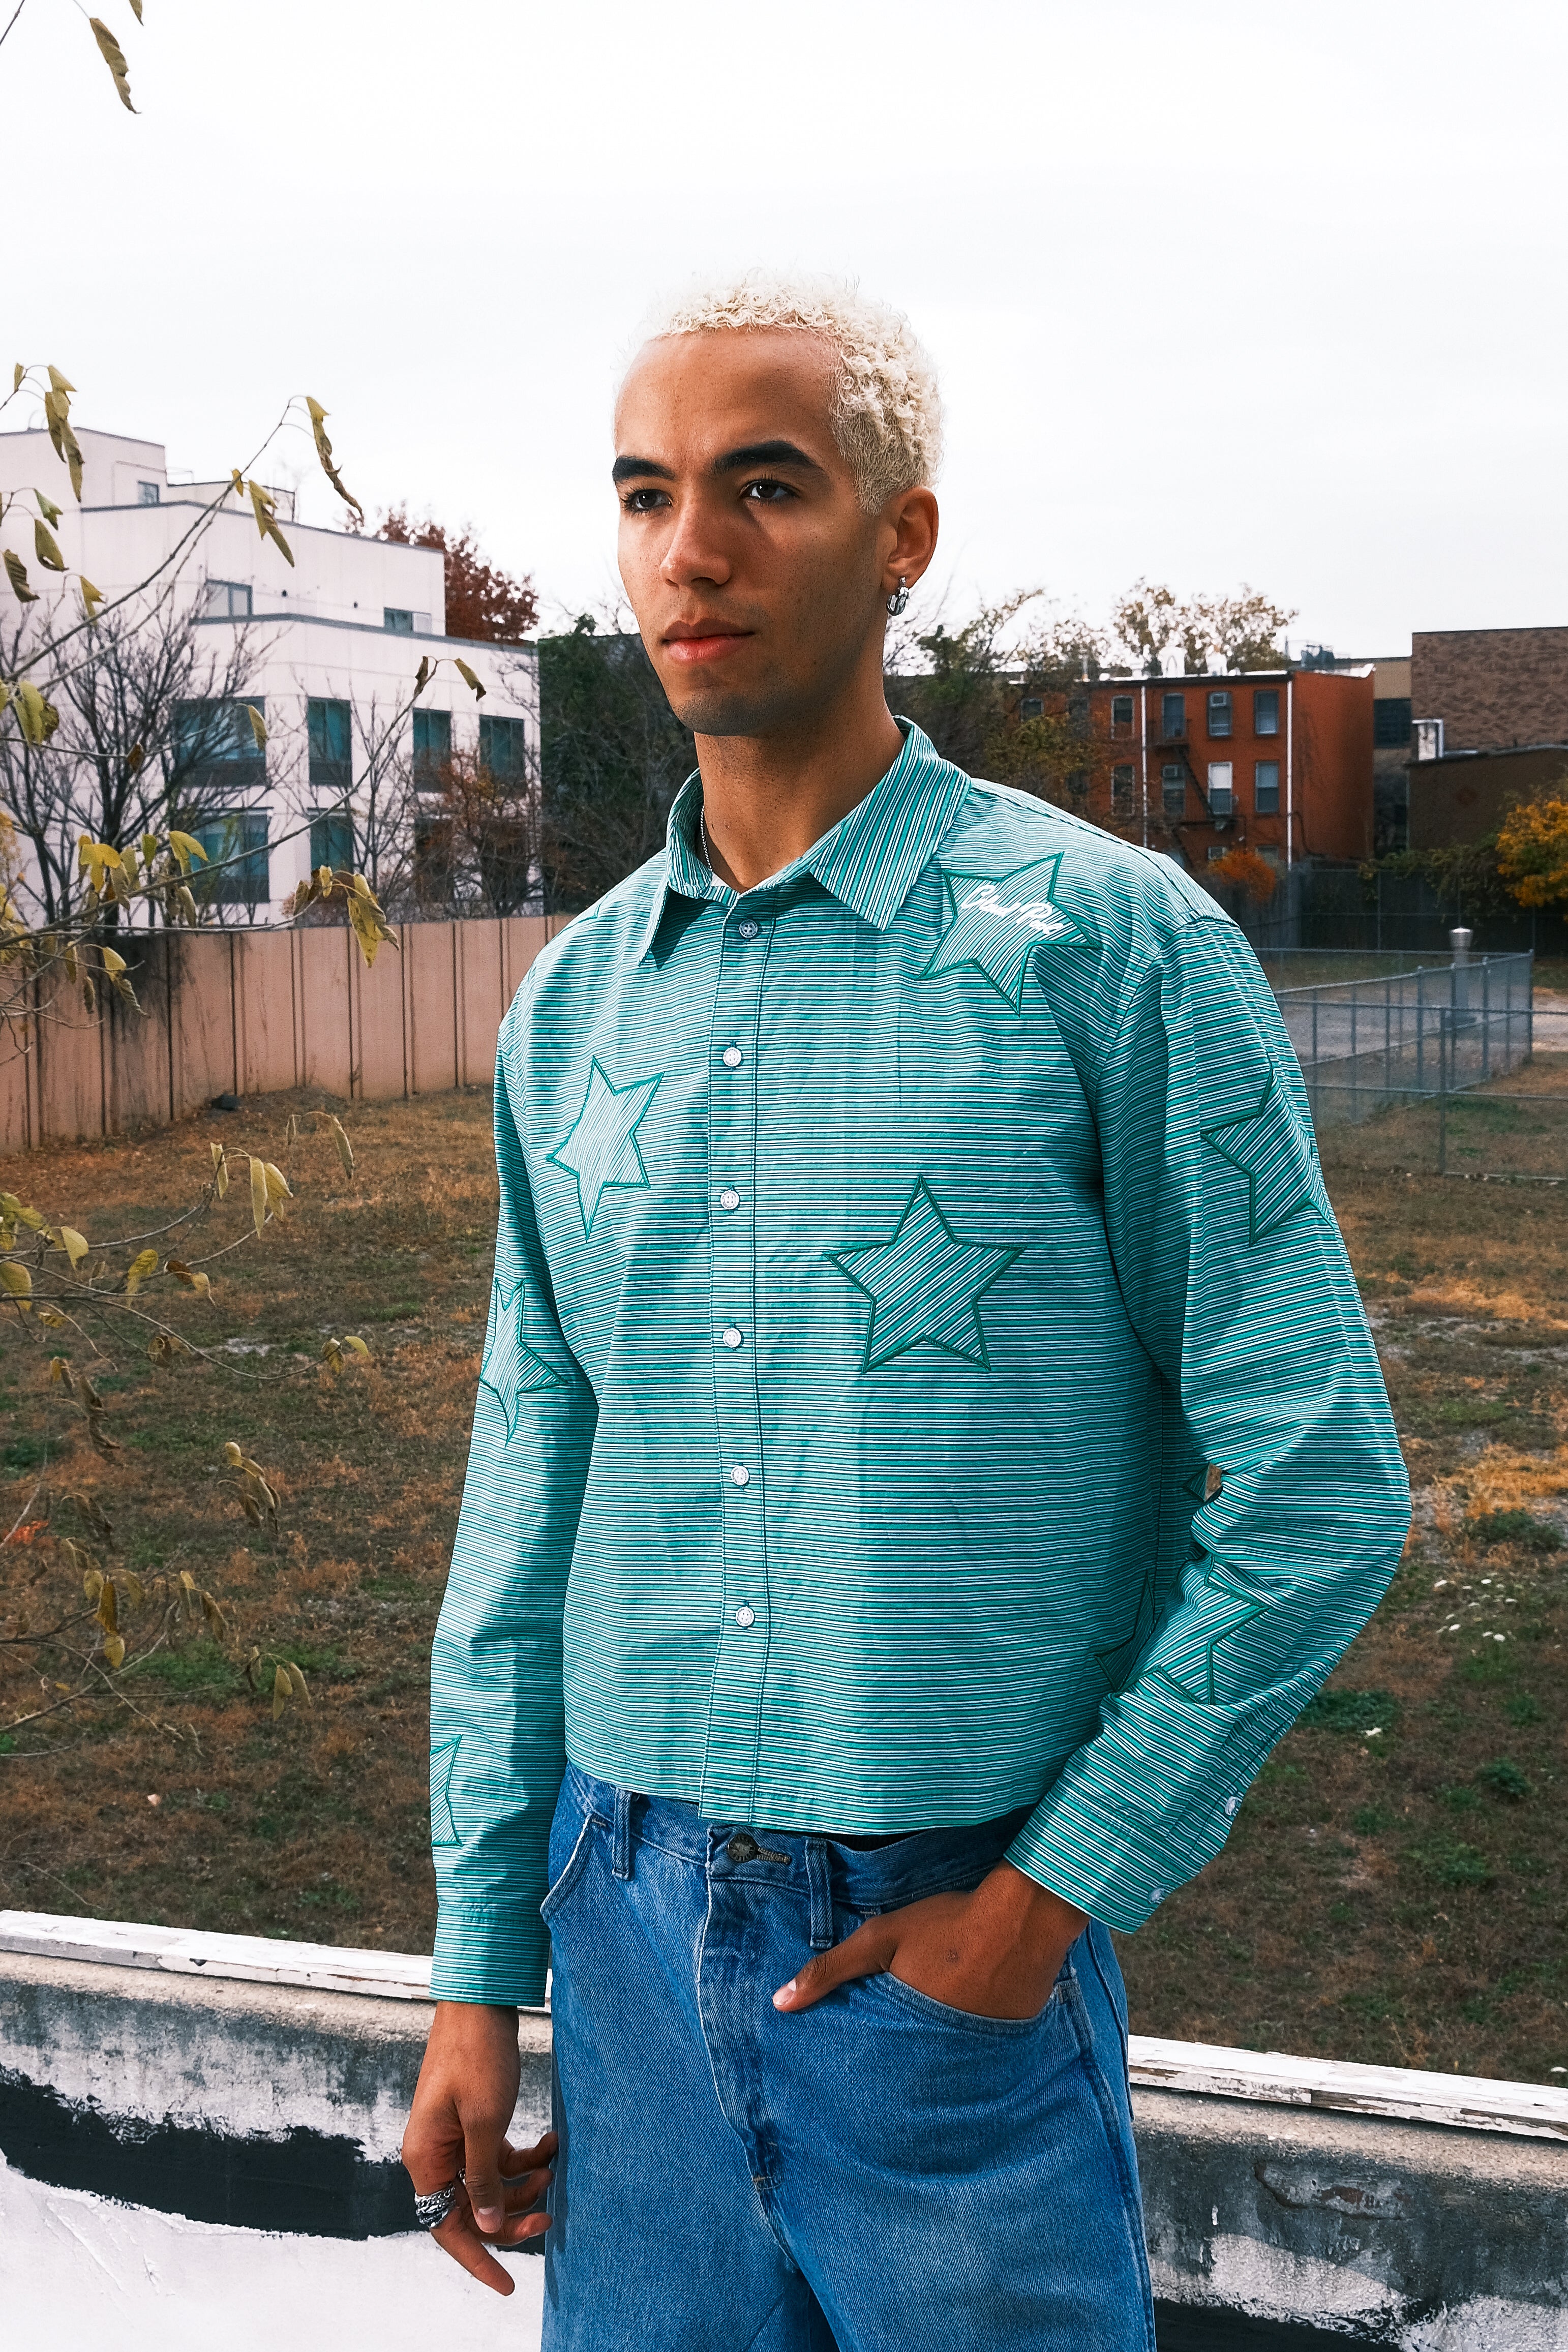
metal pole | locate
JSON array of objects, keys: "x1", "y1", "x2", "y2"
[
  {"x1": 1481, "y1": 955, "x2": 1491, "y2": 1082},
  {"x1": 1438, "y1": 1010, "x2": 1448, "y2": 1175}
]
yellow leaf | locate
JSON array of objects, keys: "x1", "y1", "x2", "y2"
[
  {"x1": 103, "y1": 1633, "x2": 126, "y2": 1670},
  {"x1": 455, "y1": 658, "x2": 486, "y2": 701},
  {"x1": 88, "y1": 17, "x2": 136, "y2": 111},
  {"x1": 100, "y1": 945, "x2": 126, "y2": 977},
  {"x1": 0, "y1": 1261, "x2": 33, "y2": 1304},
  {"x1": 97, "y1": 1579, "x2": 117, "y2": 1635},
  {"x1": 249, "y1": 1155, "x2": 267, "y2": 1237},
  {"x1": 4, "y1": 550, "x2": 38, "y2": 605},
  {"x1": 33, "y1": 518, "x2": 65, "y2": 572},
  {"x1": 59, "y1": 1225, "x2": 88, "y2": 1267},
  {"x1": 10, "y1": 364, "x2": 21, "y2": 395},
  {"x1": 34, "y1": 491, "x2": 62, "y2": 527},
  {"x1": 49, "y1": 1353, "x2": 73, "y2": 1385},
  {"x1": 272, "y1": 1664, "x2": 290, "y2": 1720},
  {"x1": 125, "y1": 1246, "x2": 158, "y2": 1296},
  {"x1": 413, "y1": 655, "x2": 431, "y2": 697},
  {"x1": 302, "y1": 396, "x2": 364, "y2": 523},
  {"x1": 344, "y1": 1335, "x2": 370, "y2": 1360},
  {"x1": 245, "y1": 479, "x2": 295, "y2": 568},
  {"x1": 121, "y1": 1571, "x2": 145, "y2": 1608},
  {"x1": 15, "y1": 1201, "x2": 46, "y2": 1230},
  {"x1": 326, "y1": 1114, "x2": 354, "y2": 1176},
  {"x1": 243, "y1": 703, "x2": 267, "y2": 750},
  {"x1": 80, "y1": 577, "x2": 104, "y2": 620},
  {"x1": 38, "y1": 1309, "x2": 68, "y2": 1329},
  {"x1": 168, "y1": 830, "x2": 207, "y2": 871},
  {"x1": 262, "y1": 1162, "x2": 291, "y2": 1209},
  {"x1": 129, "y1": 0, "x2": 143, "y2": 20},
  {"x1": 321, "y1": 1337, "x2": 344, "y2": 1371},
  {"x1": 223, "y1": 1440, "x2": 243, "y2": 1466},
  {"x1": 166, "y1": 1257, "x2": 213, "y2": 1300},
  {"x1": 287, "y1": 1664, "x2": 311, "y2": 1705},
  {"x1": 46, "y1": 366, "x2": 76, "y2": 398},
  {"x1": 15, "y1": 680, "x2": 59, "y2": 744}
]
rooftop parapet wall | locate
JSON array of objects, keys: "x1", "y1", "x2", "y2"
[{"x1": 1, "y1": 1913, "x2": 1564, "y2": 2351}]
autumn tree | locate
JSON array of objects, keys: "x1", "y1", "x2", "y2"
[
  {"x1": 1496, "y1": 795, "x2": 1568, "y2": 911},
  {"x1": 374, "y1": 508, "x2": 539, "y2": 644}
]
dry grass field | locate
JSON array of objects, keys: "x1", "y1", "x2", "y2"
[{"x1": 2, "y1": 1074, "x2": 1564, "y2": 2085}]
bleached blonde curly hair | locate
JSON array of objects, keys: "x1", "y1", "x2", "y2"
[{"x1": 635, "y1": 272, "x2": 943, "y2": 516}]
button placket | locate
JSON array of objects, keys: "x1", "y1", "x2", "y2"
[{"x1": 699, "y1": 907, "x2": 773, "y2": 1811}]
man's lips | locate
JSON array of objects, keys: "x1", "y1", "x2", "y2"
[{"x1": 661, "y1": 624, "x2": 753, "y2": 666}]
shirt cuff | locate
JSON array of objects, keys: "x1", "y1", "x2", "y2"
[
  {"x1": 1004, "y1": 1780, "x2": 1196, "y2": 1934},
  {"x1": 429, "y1": 1902, "x2": 550, "y2": 2007}
]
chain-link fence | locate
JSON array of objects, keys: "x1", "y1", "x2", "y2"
[{"x1": 1264, "y1": 949, "x2": 1567, "y2": 1178}]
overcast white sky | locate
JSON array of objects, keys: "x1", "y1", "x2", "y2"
[{"x1": 6, "y1": 0, "x2": 1565, "y2": 655}]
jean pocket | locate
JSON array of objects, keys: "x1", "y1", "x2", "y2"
[
  {"x1": 539, "y1": 1808, "x2": 597, "y2": 1925},
  {"x1": 868, "y1": 1967, "x2": 1061, "y2": 2039}
]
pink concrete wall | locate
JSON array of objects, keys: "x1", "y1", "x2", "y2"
[{"x1": 0, "y1": 916, "x2": 562, "y2": 1153}]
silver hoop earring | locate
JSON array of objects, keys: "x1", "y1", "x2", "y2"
[{"x1": 886, "y1": 578, "x2": 910, "y2": 617}]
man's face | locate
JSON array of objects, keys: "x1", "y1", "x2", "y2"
[{"x1": 614, "y1": 330, "x2": 900, "y2": 738}]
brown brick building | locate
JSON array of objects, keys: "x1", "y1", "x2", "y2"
[
  {"x1": 1066, "y1": 667, "x2": 1374, "y2": 870},
  {"x1": 1411, "y1": 625, "x2": 1568, "y2": 754}
]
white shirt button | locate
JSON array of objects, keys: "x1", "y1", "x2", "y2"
[
  {"x1": 722, "y1": 1045, "x2": 743, "y2": 1068},
  {"x1": 736, "y1": 919, "x2": 760, "y2": 939},
  {"x1": 721, "y1": 1326, "x2": 744, "y2": 1349},
  {"x1": 730, "y1": 1465, "x2": 750, "y2": 1487},
  {"x1": 734, "y1": 1605, "x2": 756, "y2": 1627},
  {"x1": 718, "y1": 1188, "x2": 741, "y2": 1212}
]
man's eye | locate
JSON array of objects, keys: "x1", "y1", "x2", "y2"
[
  {"x1": 741, "y1": 478, "x2": 796, "y2": 503},
  {"x1": 621, "y1": 487, "x2": 671, "y2": 513}
]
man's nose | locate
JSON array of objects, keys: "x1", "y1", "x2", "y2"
[{"x1": 659, "y1": 497, "x2": 732, "y2": 590}]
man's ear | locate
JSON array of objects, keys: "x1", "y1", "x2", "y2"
[{"x1": 881, "y1": 486, "x2": 939, "y2": 599}]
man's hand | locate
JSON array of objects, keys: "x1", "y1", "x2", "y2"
[
  {"x1": 773, "y1": 1863, "x2": 1088, "y2": 2022},
  {"x1": 402, "y1": 2000, "x2": 554, "y2": 2296}
]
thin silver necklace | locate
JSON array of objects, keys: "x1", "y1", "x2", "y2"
[{"x1": 699, "y1": 804, "x2": 716, "y2": 870}]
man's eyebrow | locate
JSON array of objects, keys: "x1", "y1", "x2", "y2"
[
  {"x1": 612, "y1": 455, "x2": 675, "y2": 484},
  {"x1": 712, "y1": 440, "x2": 825, "y2": 477}
]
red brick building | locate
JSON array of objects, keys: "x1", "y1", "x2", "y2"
[{"x1": 1058, "y1": 667, "x2": 1374, "y2": 870}]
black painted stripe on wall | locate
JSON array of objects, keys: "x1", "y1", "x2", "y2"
[
  {"x1": 1, "y1": 2069, "x2": 415, "y2": 2238},
  {"x1": 1155, "y1": 2307, "x2": 1386, "y2": 2350}
]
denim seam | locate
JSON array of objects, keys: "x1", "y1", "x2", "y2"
[
  {"x1": 539, "y1": 1808, "x2": 598, "y2": 1924},
  {"x1": 1085, "y1": 1927, "x2": 1131, "y2": 2073},
  {"x1": 1062, "y1": 1978, "x2": 1158, "y2": 2350}
]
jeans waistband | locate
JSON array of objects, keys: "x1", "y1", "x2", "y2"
[{"x1": 563, "y1": 1765, "x2": 1037, "y2": 1921}]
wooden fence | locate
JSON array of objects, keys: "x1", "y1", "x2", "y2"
[{"x1": 0, "y1": 917, "x2": 566, "y2": 1155}]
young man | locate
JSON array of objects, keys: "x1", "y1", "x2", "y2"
[{"x1": 403, "y1": 277, "x2": 1408, "y2": 2349}]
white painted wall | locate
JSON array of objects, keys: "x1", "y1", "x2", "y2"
[{"x1": 0, "y1": 2162, "x2": 545, "y2": 2352}]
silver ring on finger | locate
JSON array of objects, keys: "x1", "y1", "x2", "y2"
[{"x1": 414, "y1": 2178, "x2": 462, "y2": 2230}]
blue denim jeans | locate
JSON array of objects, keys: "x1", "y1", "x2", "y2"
[{"x1": 541, "y1": 1767, "x2": 1155, "y2": 2351}]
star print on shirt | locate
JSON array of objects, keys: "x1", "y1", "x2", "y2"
[
  {"x1": 1093, "y1": 1563, "x2": 1161, "y2": 1691},
  {"x1": 919, "y1": 854, "x2": 1095, "y2": 1010},
  {"x1": 1200, "y1": 1069, "x2": 1320, "y2": 1246},
  {"x1": 547, "y1": 1058, "x2": 663, "y2": 1238},
  {"x1": 430, "y1": 1736, "x2": 460, "y2": 1847},
  {"x1": 1148, "y1": 1563, "x2": 1265, "y2": 1704},
  {"x1": 479, "y1": 1276, "x2": 566, "y2": 1440},
  {"x1": 826, "y1": 1178, "x2": 1023, "y2": 1372}
]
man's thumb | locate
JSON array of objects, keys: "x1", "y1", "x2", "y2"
[{"x1": 464, "y1": 2131, "x2": 505, "y2": 2233}]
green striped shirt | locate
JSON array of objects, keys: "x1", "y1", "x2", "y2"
[{"x1": 430, "y1": 722, "x2": 1408, "y2": 2004}]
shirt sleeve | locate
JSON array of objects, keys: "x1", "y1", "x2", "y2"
[
  {"x1": 1007, "y1": 913, "x2": 1410, "y2": 1929},
  {"x1": 428, "y1": 1009, "x2": 597, "y2": 2004}
]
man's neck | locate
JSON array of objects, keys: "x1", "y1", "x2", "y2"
[{"x1": 695, "y1": 677, "x2": 906, "y2": 894}]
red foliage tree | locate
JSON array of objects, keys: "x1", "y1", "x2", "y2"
[{"x1": 376, "y1": 507, "x2": 539, "y2": 644}]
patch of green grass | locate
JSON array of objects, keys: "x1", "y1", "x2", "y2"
[
  {"x1": 128, "y1": 1642, "x2": 238, "y2": 1697},
  {"x1": 1351, "y1": 1805, "x2": 1391, "y2": 1834},
  {"x1": 1406, "y1": 1835, "x2": 1493, "y2": 1888},
  {"x1": 1477, "y1": 1759, "x2": 1534, "y2": 1802},
  {"x1": 1301, "y1": 1687, "x2": 1401, "y2": 1736},
  {"x1": 1461, "y1": 1646, "x2": 1518, "y2": 1686},
  {"x1": 1441, "y1": 1785, "x2": 1480, "y2": 1813},
  {"x1": 1507, "y1": 1693, "x2": 1544, "y2": 1726},
  {"x1": 3, "y1": 1436, "x2": 51, "y2": 1474},
  {"x1": 1465, "y1": 1510, "x2": 1563, "y2": 1552}
]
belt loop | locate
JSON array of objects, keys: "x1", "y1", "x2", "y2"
[
  {"x1": 805, "y1": 1837, "x2": 832, "y2": 1950},
  {"x1": 613, "y1": 1787, "x2": 634, "y2": 1882}
]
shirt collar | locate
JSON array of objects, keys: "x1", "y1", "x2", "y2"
[{"x1": 636, "y1": 720, "x2": 970, "y2": 961}]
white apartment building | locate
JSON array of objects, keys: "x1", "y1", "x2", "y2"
[{"x1": 0, "y1": 425, "x2": 539, "y2": 921}]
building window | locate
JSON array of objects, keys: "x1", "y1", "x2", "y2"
[
  {"x1": 1111, "y1": 763, "x2": 1135, "y2": 816},
  {"x1": 478, "y1": 713, "x2": 528, "y2": 780},
  {"x1": 309, "y1": 810, "x2": 355, "y2": 874},
  {"x1": 172, "y1": 697, "x2": 266, "y2": 790},
  {"x1": 1205, "y1": 845, "x2": 1228, "y2": 862},
  {"x1": 201, "y1": 579, "x2": 252, "y2": 620},
  {"x1": 1066, "y1": 768, "x2": 1089, "y2": 806},
  {"x1": 1161, "y1": 762, "x2": 1186, "y2": 817},
  {"x1": 384, "y1": 607, "x2": 414, "y2": 634},
  {"x1": 1111, "y1": 693, "x2": 1134, "y2": 739},
  {"x1": 1254, "y1": 759, "x2": 1281, "y2": 814},
  {"x1": 413, "y1": 706, "x2": 452, "y2": 786},
  {"x1": 1160, "y1": 691, "x2": 1186, "y2": 741},
  {"x1": 1207, "y1": 761, "x2": 1234, "y2": 816},
  {"x1": 1207, "y1": 690, "x2": 1232, "y2": 738},
  {"x1": 193, "y1": 810, "x2": 269, "y2": 910},
  {"x1": 308, "y1": 699, "x2": 352, "y2": 817},
  {"x1": 1253, "y1": 687, "x2": 1280, "y2": 736},
  {"x1": 1373, "y1": 697, "x2": 1413, "y2": 747},
  {"x1": 1413, "y1": 717, "x2": 1444, "y2": 761},
  {"x1": 1020, "y1": 695, "x2": 1043, "y2": 721},
  {"x1": 137, "y1": 480, "x2": 160, "y2": 505}
]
